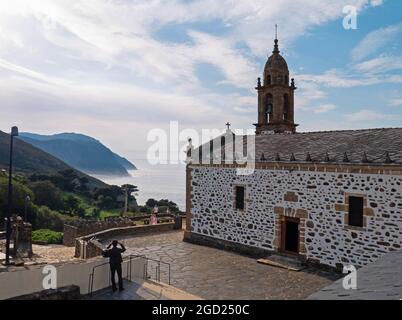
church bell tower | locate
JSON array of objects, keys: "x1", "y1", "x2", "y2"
[{"x1": 255, "y1": 30, "x2": 298, "y2": 135}]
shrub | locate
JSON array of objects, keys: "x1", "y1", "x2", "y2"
[
  {"x1": 34, "y1": 206, "x2": 77, "y2": 232},
  {"x1": 32, "y1": 229, "x2": 63, "y2": 244}
]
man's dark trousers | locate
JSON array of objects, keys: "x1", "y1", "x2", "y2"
[{"x1": 110, "y1": 263, "x2": 123, "y2": 291}]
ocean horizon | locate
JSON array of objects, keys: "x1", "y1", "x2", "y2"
[{"x1": 93, "y1": 159, "x2": 186, "y2": 211}]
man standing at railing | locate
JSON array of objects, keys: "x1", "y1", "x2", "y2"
[{"x1": 103, "y1": 240, "x2": 126, "y2": 292}]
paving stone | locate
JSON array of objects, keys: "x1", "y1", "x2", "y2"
[{"x1": 103, "y1": 230, "x2": 339, "y2": 300}]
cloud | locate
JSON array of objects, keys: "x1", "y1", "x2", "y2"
[
  {"x1": 370, "y1": 0, "x2": 384, "y2": 7},
  {"x1": 344, "y1": 109, "x2": 396, "y2": 122},
  {"x1": 0, "y1": 0, "x2": 387, "y2": 153},
  {"x1": 354, "y1": 56, "x2": 402, "y2": 74},
  {"x1": 351, "y1": 23, "x2": 402, "y2": 61},
  {"x1": 314, "y1": 104, "x2": 337, "y2": 114},
  {"x1": 389, "y1": 98, "x2": 402, "y2": 107},
  {"x1": 0, "y1": 58, "x2": 48, "y2": 82},
  {"x1": 297, "y1": 69, "x2": 379, "y2": 88}
]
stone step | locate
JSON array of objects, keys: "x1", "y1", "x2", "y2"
[
  {"x1": 91, "y1": 278, "x2": 203, "y2": 300},
  {"x1": 257, "y1": 254, "x2": 306, "y2": 272}
]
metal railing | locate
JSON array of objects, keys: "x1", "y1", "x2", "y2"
[
  {"x1": 88, "y1": 254, "x2": 171, "y2": 297},
  {"x1": 130, "y1": 254, "x2": 171, "y2": 285}
]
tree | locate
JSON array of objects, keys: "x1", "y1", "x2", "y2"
[
  {"x1": 145, "y1": 198, "x2": 179, "y2": 213},
  {"x1": 63, "y1": 195, "x2": 80, "y2": 215},
  {"x1": 29, "y1": 180, "x2": 64, "y2": 210},
  {"x1": 121, "y1": 184, "x2": 139, "y2": 216},
  {"x1": 145, "y1": 198, "x2": 158, "y2": 208},
  {"x1": 95, "y1": 195, "x2": 115, "y2": 210},
  {"x1": 91, "y1": 207, "x2": 101, "y2": 220},
  {"x1": 51, "y1": 169, "x2": 79, "y2": 192},
  {"x1": 0, "y1": 176, "x2": 34, "y2": 221}
]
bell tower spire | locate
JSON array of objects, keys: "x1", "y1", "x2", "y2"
[
  {"x1": 273, "y1": 24, "x2": 280, "y2": 54},
  {"x1": 254, "y1": 29, "x2": 298, "y2": 135}
]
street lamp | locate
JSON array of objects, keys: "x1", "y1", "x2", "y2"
[
  {"x1": 5, "y1": 126, "x2": 18, "y2": 266},
  {"x1": 24, "y1": 195, "x2": 31, "y2": 222}
]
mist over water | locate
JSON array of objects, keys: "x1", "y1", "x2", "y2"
[{"x1": 93, "y1": 159, "x2": 186, "y2": 210}]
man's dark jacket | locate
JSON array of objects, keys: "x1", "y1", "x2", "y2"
[{"x1": 104, "y1": 245, "x2": 126, "y2": 264}]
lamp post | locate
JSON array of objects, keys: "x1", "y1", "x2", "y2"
[
  {"x1": 24, "y1": 195, "x2": 31, "y2": 222},
  {"x1": 5, "y1": 126, "x2": 19, "y2": 266}
]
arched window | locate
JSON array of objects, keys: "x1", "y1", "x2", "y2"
[
  {"x1": 267, "y1": 75, "x2": 271, "y2": 85},
  {"x1": 283, "y1": 94, "x2": 289, "y2": 120},
  {"x1": 266, "y1": 94, "x2": 273, "y2": 122},
  {"x1": 266, "y1": 94, "x2": 273, "y2": 113}
]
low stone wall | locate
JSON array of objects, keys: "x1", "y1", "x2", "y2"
[
  {"x1": 9, "y1": 285, "x2": 81, "y2": 300},
  {"x1": 75, "y1": 221, "x2": 181, "y2": 259},
  {"x1": 63, "y1": 218, "x2": 135, "y2": 246},
  {"x1": 63, "y1": 214, "x2": 183, "y2": 247}
]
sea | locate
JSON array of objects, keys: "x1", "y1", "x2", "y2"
[{"x1": 93, "y1": 159, "x2": 186, "y2": 211}]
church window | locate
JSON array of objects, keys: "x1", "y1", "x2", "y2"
[
  {"x1": 348, "y1": 197, "x2": 364, "y2": 227},
  {"x1": 283, "y1": 94, "x2": 289, "y2": 120},
  {"x1": 266, "y1": 94, "x2": 273, "y2": 114},
  {"x1": 235, "y1": 186, "x2": 245, "y2": 210},
  {"x1": 267, "y1": 75, "x2": 271, "y2": 85}
]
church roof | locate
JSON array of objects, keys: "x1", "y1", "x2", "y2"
[
  {"x1": 255, "y1": 128, "x2": 402, "y2": 165},
  {"x1": 308, "y1": 249, "x2": 402, "y2": 300}
]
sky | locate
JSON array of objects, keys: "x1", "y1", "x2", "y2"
[{"x1": 0, "y1": 0, "x2": 401, "y2": 163}]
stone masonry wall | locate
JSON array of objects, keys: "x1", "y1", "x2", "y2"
[
  {"x1": 75, "y1": 222, "x2": 179, "y2": 259},
  {"x1": 63, "y1": 218, "x2": 135, "y2": 247},
  {"x1": 189, "y1": 165, "x2": 402, "y2": 268},
  {"x1": 63, "y1": 214, "x2": 181, "y2": 247}
]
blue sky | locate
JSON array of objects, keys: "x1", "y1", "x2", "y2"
[{"x1": 0, "y1": 0, "x2": 401, "y2": 160}]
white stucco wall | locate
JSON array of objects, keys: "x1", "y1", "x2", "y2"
[
  {"x1": 0, "y1": 257, "x2": 146, "y2": 300},
  {"x1": 189, "y1": 165, "x2": 402, "y2": 268}
]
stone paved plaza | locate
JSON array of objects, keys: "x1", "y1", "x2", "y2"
[{"x1": 109, "y1": 230, "x2": 340, "y2": 300}]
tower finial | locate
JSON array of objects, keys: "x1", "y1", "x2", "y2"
[
  {"x1": 275, "y1": 24, "x2": 278, "y2": 40},
  {"x1": 273, "y1": 24, "x2": 279, "y2": 54}
]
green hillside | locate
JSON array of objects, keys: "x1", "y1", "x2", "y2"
[{"x1": 0, "y1": 130, "x2": 106, "y2": 189}]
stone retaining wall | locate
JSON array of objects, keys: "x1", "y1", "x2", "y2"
[
  {"x1": 75, "y1": 221, "x2": 181, "y2": 259},
  {"x1": 63, "y1": 218, "x2": 135, "y2": 246},
  {"x1": 63, "y1": 214, "x2": 181, "y2": 246}
]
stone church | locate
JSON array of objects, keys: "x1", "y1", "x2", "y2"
[{"x1": 184, "y1": 36, "x2": 402, "y2": 270}]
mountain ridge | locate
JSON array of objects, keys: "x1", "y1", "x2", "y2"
[
  {"x1": 19, "y1": 132, "x2": 136, "y2": 176},
  {"x1": 0, "y1": 131, "x2": 106, "y2": 189}
]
